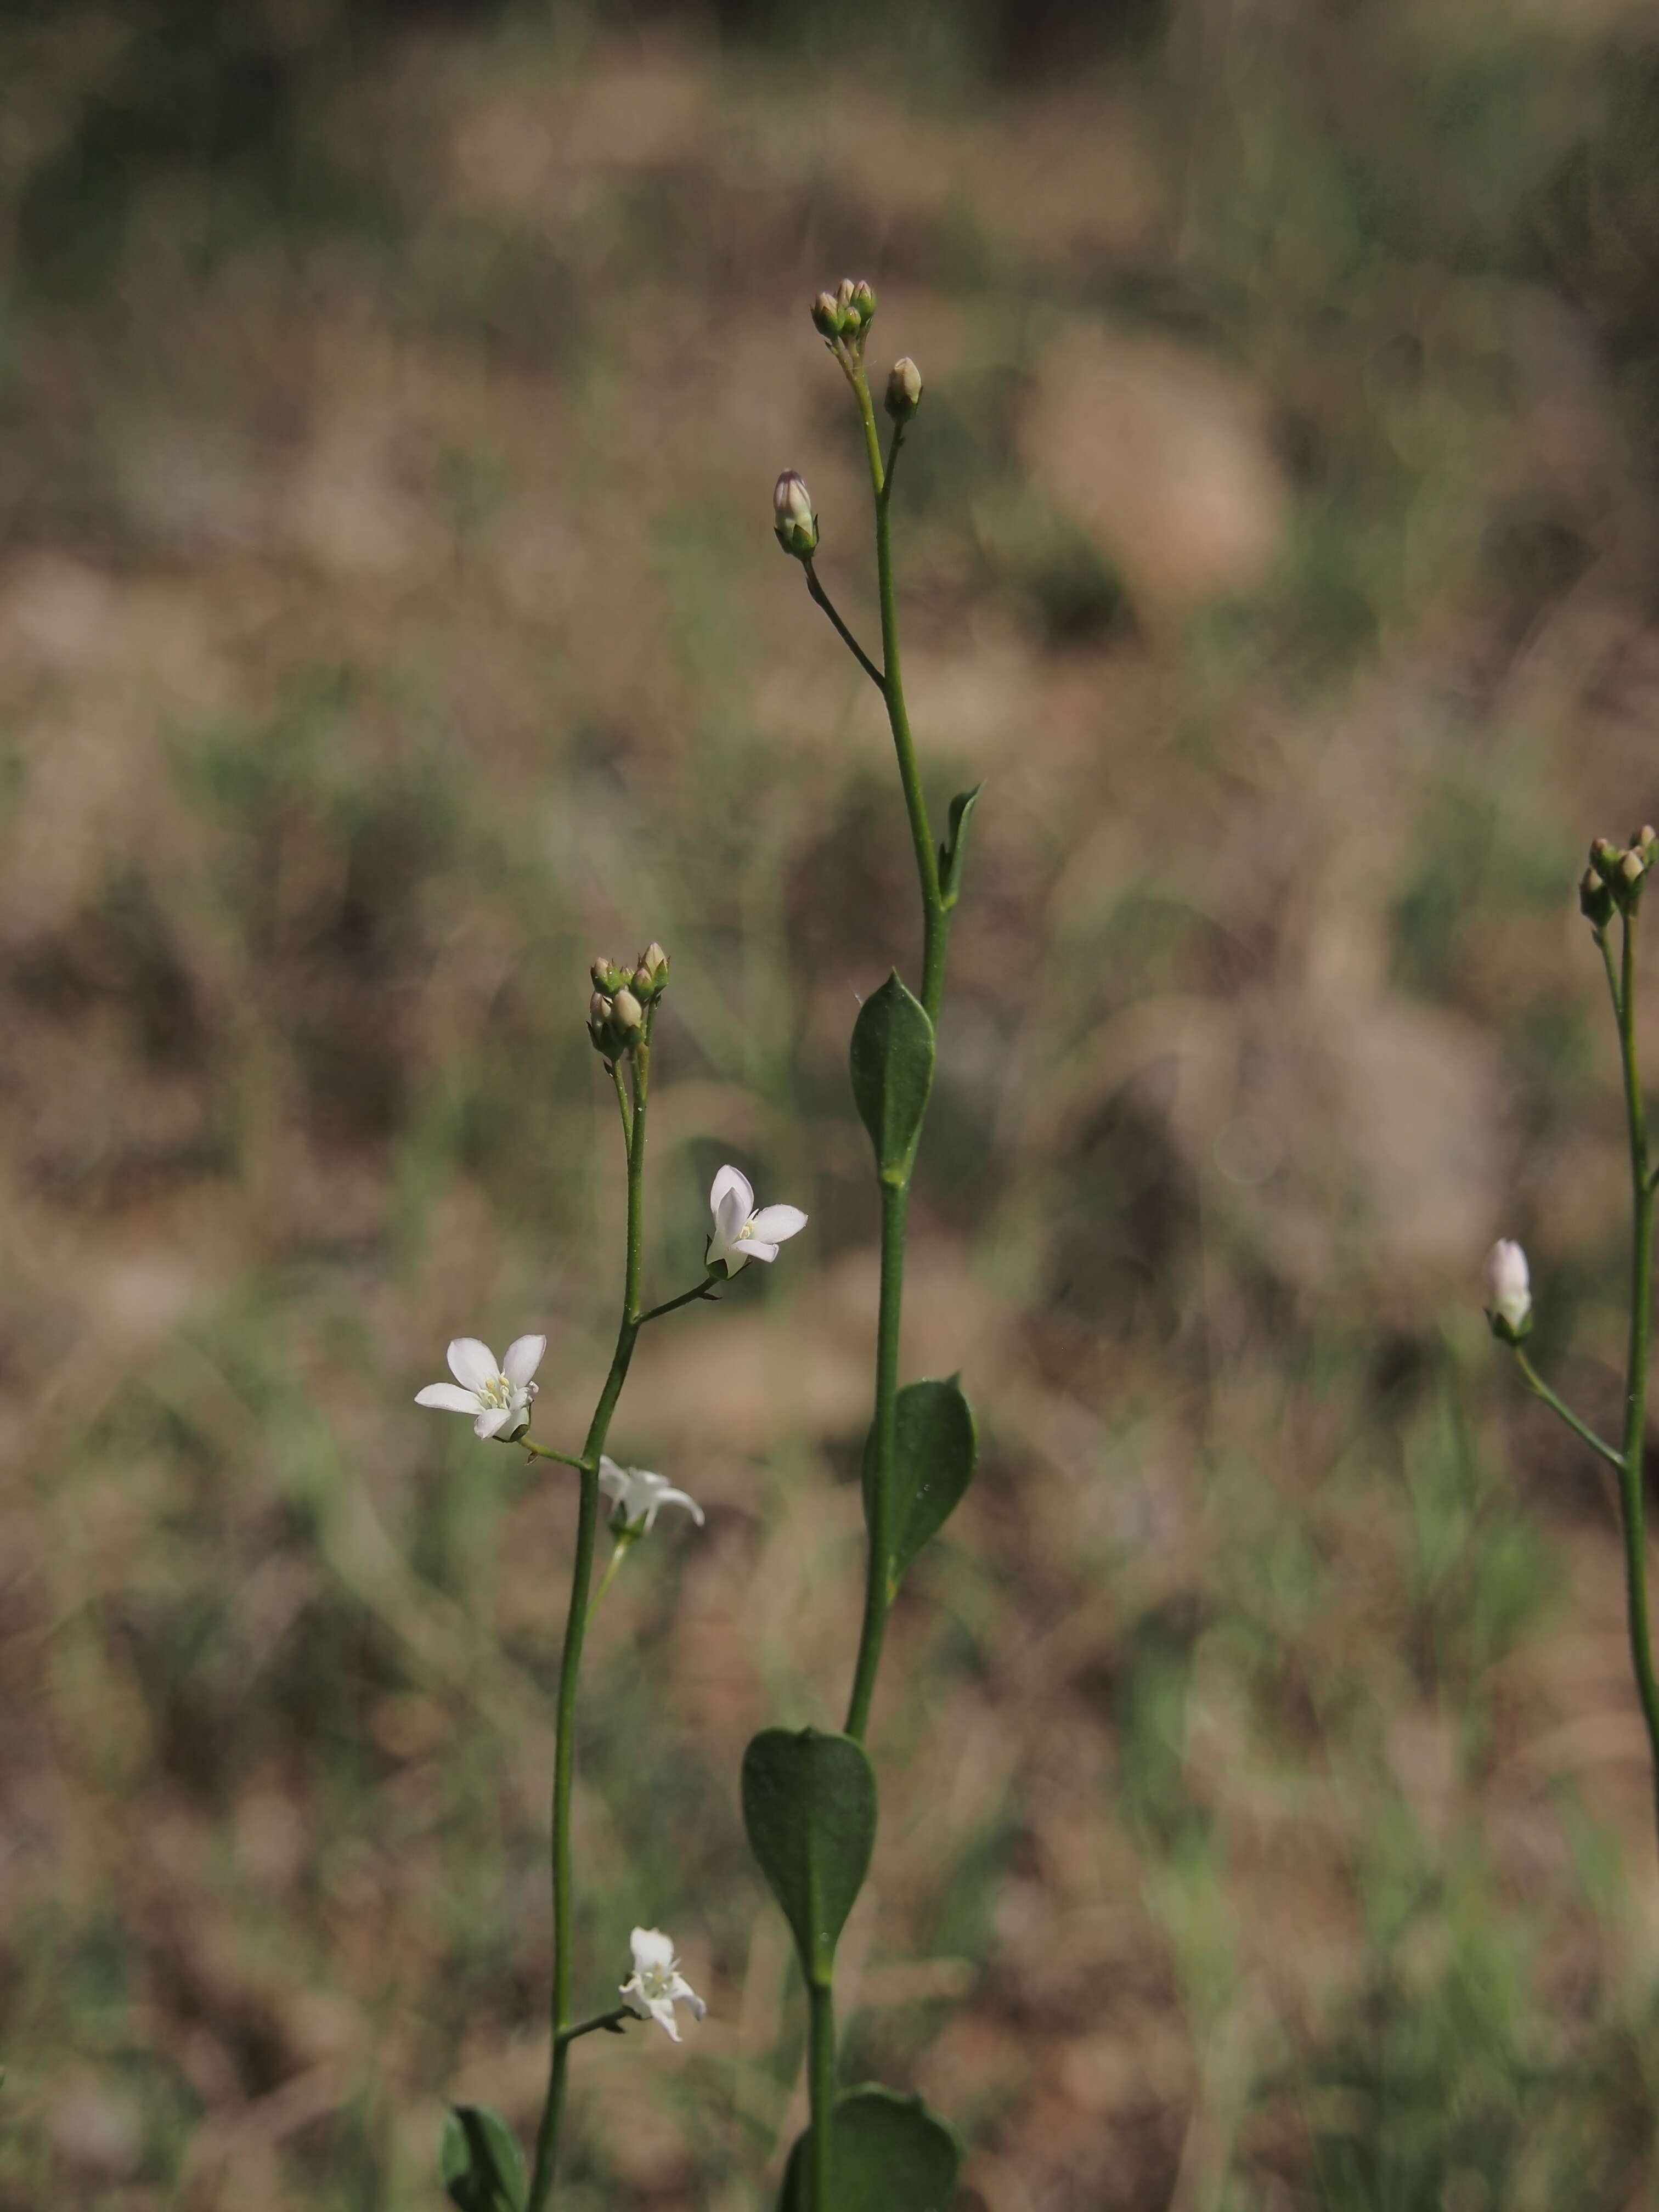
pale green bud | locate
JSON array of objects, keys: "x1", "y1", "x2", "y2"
[
  {"x1": 851, "y1": 279, "x2": 876, "y2": 324},
  {"x1": 610, "y1": 986, "x2": 643, "y2": 1035},
  {"x1": 811, "y1": 290, "x2": 843, "y2": 338},
  {"x1": 774, "y1": 470, "x2": 819, "y2": 560},
  {"x1": 884, "y1": 356, "x2": 922, "y2": 422}
]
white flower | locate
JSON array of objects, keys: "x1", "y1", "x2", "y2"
[
  {"x1": 706, "y1": 1164, "x2": 808, "y2": 1278},
  {"x1": 599, "y1": 1456, "x2": 704, "y2": 1534},
  {"x1": 415, "y1": 1335, "x2": 546, "y2": 1441},
  {"x1": 620, "y1": 1926, "x2": 706, "y2": 2042},
  {"x1": 1483, "y1": 1240, "x2": 1532, "y2": 1335}
]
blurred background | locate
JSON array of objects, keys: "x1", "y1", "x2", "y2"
[{"x1": 5, "y1": 0, "x2": 1659, "y2": 2204}]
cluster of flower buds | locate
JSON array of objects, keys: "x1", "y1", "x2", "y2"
[
  {"x1": 588, "y1": 943, "x2": 669, "y2": 1060},
  {"x1": 1582, "y1": 826, "x2": 1658, "y2": 927},
  {"x1": 1483, "y1": 1238, "x2": 1533, "y2": 1344},
  {"x1": 811, "y1": 275, "x2": 878, "y2": 348},
  {"x1": 773, "y1": 470, "x2": 819, "y2": 561}
]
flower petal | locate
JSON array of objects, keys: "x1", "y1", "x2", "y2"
[
  {"x1": 631, "y1": 1927, "x2": 674, "y2": 1971},
  {"x1": 709, "y1": 1164, "x2": 753, "y2": 1224},
  {"x1": 741, "y1": 1240, "x2": 780, "y2": 1263},
  {"x1": 710, "y1": 1243, "x2": 747, "y2": 1277},
  {"x1": 415, "y1": 1383, "x2": 482, "y2": 1413},
  {"x1": 502, "y1": 1333, "x2": 547, "y2": 1387},
  {"x1": 475, "y1": 1405, "x2": 515, "y2": 1440},
  {"x1": 648, "y1": 1995, "x2": 682, "y2": 2041},
  {"x1": 668, "y1": 1972, "x2": 706, "y2": 2018},
  {"x1": 748, "y1": 1205, "x2": 807, "y2": 1243},
  {"x1": 447, "y1": 1338, "x2": 499, "y2": 1391},
  {"x1": 658, "y1": 1486, "x2": 704, "y2": 1525},
  {"x1": 597, "y1": 1456, "x2": 625, "y2": 1501}
]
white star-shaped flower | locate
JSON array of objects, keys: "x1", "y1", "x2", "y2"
[
  {"x1": 415, "y1": 1335, "x2": 546, "y2": 1441},
  {"x1": 598, "y1": 1457, "x2": 705, "y2": 1534},
  {"x1": 706, "y1": 1164, "x2": 808, "y2": 1278},
  {"x1": 620, "y1": 1926, "x2": 706, "y2": 2042}
]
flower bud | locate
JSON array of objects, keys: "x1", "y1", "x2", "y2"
[
  {"x1": 633, "y1": 941, "x2": 670, "y2": 1000},
  {"x1": 836, "y1": 277, "x2": 856, "y2": 314},
  {"x1": 1592, "y1": 836, "x2": 1622, "y2": 879},
  {"x1": 588, "y1": 991, "x2": 615, "y2": 1055},
  {"x1": 591, "y1": 956, "x2": 626, "y2": 994},
  {"x1": 1483, "y1": 1238, "x2": 1532, "y2": 1342},
  {"x1": 851, "y1": 278, "x2": 876, "y2": 324},
  {"x1": 773, "y1": 470, "x2": 819, "y2": 560},
  {"x1": 1580, "y1": 866, "x2": 1615, "y2": 929},
  {"x1": 1624, "y1": 849, "x2": 1646, "y2": 887},
  {"x1": 811, "y1": 290, "x2": 843, "y2": 338},
  {"x1": 884, "y1": 356, "x2": 923, "y2": 422},
  {"x1": 610, "y1": 986, "x2": 643, "y2": 1035}
]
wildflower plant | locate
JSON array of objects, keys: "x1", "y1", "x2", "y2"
[
  {"x1": 422, "y1": 281, "x2": 978, "y2": 2210},
  {"x1": 1488, "y1": 825, "x2": 1659, "y2": 1851}
]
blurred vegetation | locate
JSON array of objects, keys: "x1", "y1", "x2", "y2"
[{"x1": 5, "y1": 0, "x2": 1659, "y2": 2207}]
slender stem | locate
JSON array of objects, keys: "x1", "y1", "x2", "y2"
[
  {"x1": 586, "y1": 1531, "x2": 637, "y2": 1622},
  {"x1": 845, "y1": 1179, "x2": 909, "y2": 1741},
  {"x1": 526, "y1": 1030, "x2": 653, "y2": 2212},
  {"x1": 849, "y1": 361, "x2": 947, "y2": 1020},
  {"x1": 555, "y1": 2006, "x2": 631, "y2": 2050},
  {"x1": 521, "y1": 1439, "x2": 589, "y2": 1470},
  {"x1": 1511, "y1": 1348, "x2": 1623, "y2": 1471},
  {"x1": 637, "y1": 1279, "x2": 721, "y2": 1325},
  {"x1": 1612, "y1": 910, "x2": 1659, "y2": 1847},
  {"x1": 612, "y1": 1059, "x2": 633, "y2": 1150},
  {"x1": 804, "y1": 559, "x2": 887, "y2": 695},
  {"x1": 807, "y1": 1979, "x2": 837, "y2": 2212}
]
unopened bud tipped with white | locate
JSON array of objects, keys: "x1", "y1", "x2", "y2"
[
  {"x1": 885, "y1": 356, "x2": 923, "y2": 422},
  {"x1": 1483, "y1": 1239, "x2": 1532, "y2": 1342},
  {"x1": 773, "y1": 470, "x2": 819, "y2": 560}
]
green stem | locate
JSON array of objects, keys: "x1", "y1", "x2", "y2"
[
  {"x1": 1510, "y1": 1348, "x2": 1623, "y2": 1471},
  {"x1": 586, "y1": 1531, "x2": 637, "y2": 1622},
  {"x1": 804, "y1": 558, "x2": 887, "y2": 695},
  {"x1": 556, "y1": 2005, "x2": 632, "y2": 2050},
  {"x1": 526, "y1": 1030, "x2": 652, "y2": 2212},
  {"x1": 845, "y1": 1179, "x2": 908, "y2": 1742},
  {"x1": 807, "y1": 1978, "x2": 837, "y2": 2212},
  {"x1": 637, "y1": 1279, "x2": 722, "y2": 1325},
  {"x1": 521, "y1": 1439, "x2": 589, "y2": 1471},
  {"x1": 1613, "y1": 911, "x2": 1659, "y2": 1849},
  {"x1": 849, "y1": 362, "x2": 946, "y2": 1020}
]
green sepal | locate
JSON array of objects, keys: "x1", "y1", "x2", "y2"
[
  {"x1": 849, "y1": 972, "x2": 935, "y2": 1185},
  {"x1": 777, "y1": 2085, "x2": 963, "y2": 2211},
  {"x1": 741, "y1": 1727, "x2": 877, "y2": 1984},
  {"x1": 937, "y1": 784, "x2": 983, "y2": 911},
  {"x1": 863, "y1": 1375, "x2": 978, "y2": 1600},
  {"x1": 439, "y1": 2106, "x2": 526, "y2": 2212}
]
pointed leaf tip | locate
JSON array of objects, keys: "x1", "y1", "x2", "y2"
[
  {"x1": 863, "y1": 1375, "x2": 978, "y2": 1598},
  {"x1": 938, "y1": 783, "x2": 984, "y2": 911},
  {"x1": 849, "y1": 972, "x2": 935, "y2": 1181},
  {"x1": 439, "y1": 2106, "x2": 526, "y2": 2212},
  {"x1": 741, "y1": 1727, "x2": 877, "y2": 1984}
]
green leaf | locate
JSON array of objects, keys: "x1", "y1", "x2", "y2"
[
  {"x1": 849, "y1": 972, "x2": 935, "y2": 1184},
  {"x1": 439, "y1": 2106, "x2": 526, "y2": 2212},
  {"x1": 777, "y1": 2085, "x2": 963, "y2": 2211},
  {"x1": 741, "y1": 1727, "x2": 877, "y2": 1984},
  {"x1": 863, "y1": 1375, "x2": 978, "y2": 1599},
  {"x1": 937, "y1": 783, "x2": 983, "y2": 911}
]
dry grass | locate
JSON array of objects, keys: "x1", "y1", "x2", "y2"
[{"x1": 6, "y1": 4, "x2": 1659, "y2": 2207}]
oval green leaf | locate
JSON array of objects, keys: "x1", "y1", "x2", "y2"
[
  {"x1": 863, "y1": 1375, "x2": 978, "y2": 1599},
  {"x1": 777, "y1": 2085, "x2": 963, "y2": 2212},
  {"x1": 938, "y1": 782, "x2": 984, "y2": 911},
  {"x1": 439, "y1": 2105, "x2": 526, "y2": 2212},
  {"x1": 849, "y1": 973, "x2": 935, "y2": 1183},
  {"x1": 741, "y1": 1727, "x2": 877, "y2": 1984}
]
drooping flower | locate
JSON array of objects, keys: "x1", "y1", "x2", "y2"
[
  {"x1": 415, "y1": 1335, "x2": 546, "y2": 1440},
  {"x1": 620, "y1": 1926, "x2": 706, "y2": 2042},
  {"x1": 706, "y1": 1164, "x2": 808, "y2": 1278},
  {"x1": 1482, "y1": 1241, "x2": 1532, "y2": 1340},
  {"x1": 599, "y1": 1456, "x2": 704, "y2": 1534}
]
